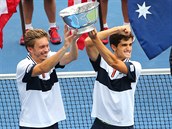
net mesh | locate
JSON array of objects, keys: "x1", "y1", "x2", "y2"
[{"x1": 0, "y1": 69, "x2": 171, "y2": 129}]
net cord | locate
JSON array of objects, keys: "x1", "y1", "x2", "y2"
[{"x1": 0, "y1": 68, "x2": 170, "y2": 79}]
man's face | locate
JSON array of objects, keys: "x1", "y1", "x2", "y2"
[
  {"x1": 113, "y1": 38, "x2": 133, "y2": 60},
  {"x1": 28, "y1": 37, "x2": 50, "y2": 63}
]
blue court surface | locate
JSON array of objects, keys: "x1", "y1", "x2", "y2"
[{"x1": 0, "y1": 1, "x2": 171, "y2": 74}]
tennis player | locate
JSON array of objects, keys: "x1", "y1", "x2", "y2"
[
  {"x1": 85, "y1": 25, "x2": 142, "y2": 129},
  {"x1": 16, "y1": 25, "x2": 79, "y2": 129}
]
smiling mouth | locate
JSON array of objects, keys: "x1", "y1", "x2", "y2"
[{"x1": 124, "y1": 51, "x2": 131, "y2": 54}]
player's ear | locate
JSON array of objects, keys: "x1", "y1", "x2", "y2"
[
  {"x1": 111, "y1": 44, "x2": 117, "y2": 52},
  {"x1": 27, "y1": 46, "x2": 33, "y2": 53}
]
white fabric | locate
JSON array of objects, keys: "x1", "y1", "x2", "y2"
[
  {"x1": 72, "y1": 0, "x2": 96, "y2": 5},
  {"x1": 25, "y1": 24, "x2": 33, "y2": 30},
  {"x1": 91, "y1": 57, "x2": 142, "y2": 126},
  {"x1": 0, "y1": 0, "x2": 8, "y2": 16},
  {"x1": 16, "y1": 52, "x2": 66, "y2": 128}
]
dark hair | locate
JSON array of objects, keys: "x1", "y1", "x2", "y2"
[
  {"x1": 24, "y1": 29, "x2": 49, "y2": 48},
  {"x1": 109, "y1": 33, "x2": 134, "y2": 47}
]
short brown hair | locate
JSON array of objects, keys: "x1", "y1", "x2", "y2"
[{"x1": 24, "y1": 29, "x2": 49, "y2": 48}]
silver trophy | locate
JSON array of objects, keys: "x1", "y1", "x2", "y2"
[{"x1": 59, "y1": 2, "x2": 99, "y2": 34}]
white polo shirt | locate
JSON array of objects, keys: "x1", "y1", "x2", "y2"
[
  {"x1": 90, "y1": 55, "x2": 142, "y2": 126},
  {"x1": 16, "y1": 52, "x2": 66, "y2": 128}
]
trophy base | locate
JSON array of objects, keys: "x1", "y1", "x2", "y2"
[{"x1": 77, "y1": 25, "x2": 94, "y2": 34}]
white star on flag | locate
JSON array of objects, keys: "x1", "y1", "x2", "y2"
[{"x1": 136, "y1": 2, "x2": 152, "y2": 19}]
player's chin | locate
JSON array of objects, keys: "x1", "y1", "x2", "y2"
[
  {"x1": 41, "y1": 55, "x2": 48, "y2": 60},
  {"x1": 125, "y1": 54, "x2": 131, "y2": 59}
]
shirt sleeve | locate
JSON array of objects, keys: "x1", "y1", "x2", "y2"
[
  {"x1": 125, "y1": 61, "x2": 142, "y2": 82},
  {"x1": 89, "y1": 54, "x2": 101, "y2": 71},
  {"x1": 22, "y1": 64, "x2": 35, "y2": 83},
  {"x1": 55, "y1": 63, "x2": 65, "y2": 69}
]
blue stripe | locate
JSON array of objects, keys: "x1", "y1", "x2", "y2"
[
  {"x1": 23, "y1": 69, "x2": 58, "y2": 92},
  {"x1": 96, "y1": 67, "x2": 132, "y2": 92}
]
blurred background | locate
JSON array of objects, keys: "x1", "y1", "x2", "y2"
[{"x1": 0, "y1": 0, "x2": 171, "y2": 74}]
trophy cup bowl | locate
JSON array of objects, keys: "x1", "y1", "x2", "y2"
[{"x1": 59, "y1": 2, "x2": 99, "y2": 34}]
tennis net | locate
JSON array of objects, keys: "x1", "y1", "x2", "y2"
[{"x1": 0, "y1": 69, "x2": 171, "y2": 129}]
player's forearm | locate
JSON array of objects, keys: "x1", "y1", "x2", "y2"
[
  {"x1": 92, "y1": 36, "x2": 128, "y2": 74},
  {"x1": 57, "y1": 41, "x2": 78, "y2": 66},
  {"x1": 69, "y1": 42, "x2": 78, "y2": 60},
  {"x1": 92, "y1": 36, "x2": 117, "y2": 66},
  {"x1": 96, "y1": 26, "x2": 121, "y2": 40},
  {"x1": 33, "y1": 46, "x2": 68, "y2": 76}
]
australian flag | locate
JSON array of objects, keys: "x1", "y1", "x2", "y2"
[{"x1": 128, "y1": 0, "x2": 172, "y2": 60}]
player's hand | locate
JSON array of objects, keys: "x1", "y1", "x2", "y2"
[
  {"x1": 64, "y1": 25, "x2": 80, "y2": 47},
  {"x1": 88, "y1": 29, "x2": 98, "y2": 39},
  {"x1": 118, "y1": 25, "x2": 131, "y2": 36}
]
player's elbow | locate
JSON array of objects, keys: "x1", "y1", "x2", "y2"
[
  {"x1": 109, "y1": 59, "x2": 121, "y2": 70},
  {"x1": 70, "y1": 52, "x2": 78, "y2": 61},
  {"x1": 32, "y1": 65, "x2": 48, "y2": 77},
  {"x1": 109, "y1": 60, "x2": 118, "y2": 68},
  {"x1": 85, "y1": 37, "x2": 94, "y2": 48}
]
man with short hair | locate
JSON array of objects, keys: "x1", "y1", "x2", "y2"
[
  {"x1": 16, "y1": 25, "x2": 79, "y2": 129},
  {"x1": 85, "y1": 25, "x2": 142, "y2": 129}
]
